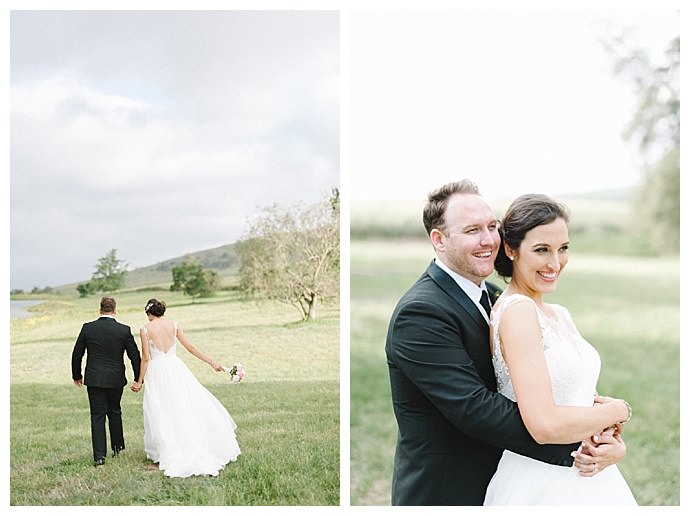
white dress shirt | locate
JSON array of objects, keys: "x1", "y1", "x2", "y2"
[{"x1": 434, "y1": 258, "x2": 491, "y2": 323}]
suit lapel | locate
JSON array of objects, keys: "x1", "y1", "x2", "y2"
[
  {"x1": 426, "y1": 261, "x2": 487, "y2": 330},
  {"x1": 487, "y1": 283, "x2": 502, "y2": 306}
]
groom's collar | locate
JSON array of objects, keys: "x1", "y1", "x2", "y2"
[
  {"x1": 427, "y1": 260, "x2": 488, "y2": 330},
  {"x1": 433, "y1": 258, "x2": 489, "y2": 302}
]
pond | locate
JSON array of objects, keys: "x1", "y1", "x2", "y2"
[{"x1": 10, "y1": 300, "x2": 44, "y2": 320}]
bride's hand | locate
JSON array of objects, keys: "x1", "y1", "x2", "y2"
[
  {"x1": 210, "y1": 360, "x2": 223, "y2": 372},
  {"x1": 574, "y1": 430, "x2": 627, "y2": 477},
  {"x1": 594, "y1": 396, "x2": 630, "y2": 433}
]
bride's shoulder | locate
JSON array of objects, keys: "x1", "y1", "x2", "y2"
[
  {"x1": 549, "y1": 303, "x2": 574, "y2": 321},
  {"x1": 496, "y1": 293, "x2": 536, "y2": 311},
  {"x1": 493, "y1": 294, "x2": 541, "y2": 328}
]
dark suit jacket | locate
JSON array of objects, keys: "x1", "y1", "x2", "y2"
[
  {"x1": 71, "y1": 316, "x2": 141, "y2": 388},
  {"x1": 385, "y1": 261, "x2": 577, "y2": 505}
]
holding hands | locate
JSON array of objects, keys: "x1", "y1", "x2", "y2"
[{"x1": 573, "y1": 427, "x2": 628, "y2": 477}]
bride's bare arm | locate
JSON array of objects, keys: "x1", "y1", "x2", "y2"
[
  {"x1": 132, "y1": 328, "x2": 150, "y2": 390},
  {"x1": 176, "y1": 324, "x2": 223, "y2": 371},
  {"x1": 500, "y1": 300, "x2": 629, "y2": 444}
]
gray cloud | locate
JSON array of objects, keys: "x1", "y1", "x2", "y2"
[{"x1": 10, "y1": 10, "x2": 339, "y2": 291}]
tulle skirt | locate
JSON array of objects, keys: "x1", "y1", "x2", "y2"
[
  {"x1": 143, "y1": 355, "x2": 241, "y2": 478},
  {"x1": 484, "y1": 450, "x2": 637, "y2": 505}
]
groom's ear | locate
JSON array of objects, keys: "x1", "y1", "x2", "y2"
[{"x1": 429, "y1": 228, "x2": 445, "y2": 252}]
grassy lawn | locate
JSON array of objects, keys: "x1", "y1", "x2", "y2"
[
  {"x1": 10, "y1": 289, "x2": 339, "y2": 506},
  {"x1": 350, "y1": 239, "x2": 680, "y2": 506}
]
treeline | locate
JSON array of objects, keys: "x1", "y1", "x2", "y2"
[{"x1": 10, "y1": 286, "x2": 54, "y2": 296}]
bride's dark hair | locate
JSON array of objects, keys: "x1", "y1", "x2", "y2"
[
  {"x1": 495, "y1": 194, "x2": 570, "y2": 281},
  {"x1": 144, "y1": 298, "x2": 166, "y2": 317}
]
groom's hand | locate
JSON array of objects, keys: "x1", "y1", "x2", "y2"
[
  {"x1": 572, "y1": 427, "x2": 626, "y2": 477},
  {"x1": 73, "y1": 379, "x2": 83, "y2": 387}
]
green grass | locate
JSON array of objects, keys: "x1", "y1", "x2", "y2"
[
  {"x1": 10, "y1": 289, "x2": 339, "y2": 506},
  {"x1": 350, "y1": 239, "x2": 680, "y2": 506}
]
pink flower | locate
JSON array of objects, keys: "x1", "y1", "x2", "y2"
[{"x1": 224, "y1": 363, "x2": 246, "y2": 384}]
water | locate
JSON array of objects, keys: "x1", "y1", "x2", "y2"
[{"x1": 10, "y1": 300, "x2": 44, "y2": 320}]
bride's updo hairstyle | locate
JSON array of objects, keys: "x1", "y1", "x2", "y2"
[
  {"x1": 494, "y1": 194, "x2": 570, "y2": 281},
  {"x1": 145, "y1": 298, "x2": 166, "y2": 317}
]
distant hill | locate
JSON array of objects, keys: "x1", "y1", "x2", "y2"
[{"x1": 53, "y1": 242, "x2": 239, "y2": 296}]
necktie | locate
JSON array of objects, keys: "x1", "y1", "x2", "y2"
[{"x1": 479, "y1": 290, "x2": 492, "y2": 318}]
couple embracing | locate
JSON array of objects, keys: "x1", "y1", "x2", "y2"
[
  {"x1": 71, "y1": 296, "x2": 240, "y2": 477},
  {"x1": 386, "y1": 179, "x2": 637, "y2": 505}
]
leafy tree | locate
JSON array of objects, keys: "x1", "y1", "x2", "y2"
[
  {"x1": 602, "y1": 32, "x2": 679, "y2": 251},
  {"x1": 237, "y1": 190, "x2": 340, "y2": 321},
  {"x1": 76, "y1": 281, "x2": 99, "y2": 298},
  {"x1": 76, "y1": 249, "x2": 128, "y2": 296},
  {"x1": 170, "y1": 258, "x2": 218, "y2": 302},
  {"x1": 92, "y1": 249, "x2": 128, "y2": 292}
]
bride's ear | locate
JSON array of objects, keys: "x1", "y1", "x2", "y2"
[{"x1": 504, "y1": 243, "x2": 516, "y2": 261}]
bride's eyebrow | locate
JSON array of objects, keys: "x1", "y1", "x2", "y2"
[{"x1": 530, "y1": 240, "x2": 570, "y2": 249}]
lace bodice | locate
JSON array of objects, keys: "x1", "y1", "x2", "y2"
[
  {"x1": 490, "y1": 294, "x2": 601, "y2": 407},
  {"x1": 141, "y1": 321, "x2": 178, "y2": 359}
]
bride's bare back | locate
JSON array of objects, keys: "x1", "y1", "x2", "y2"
[{"x1": 142, "y1": 319, "x2": 177, "y2": 353}]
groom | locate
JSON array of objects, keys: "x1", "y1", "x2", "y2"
[
  {"x1": 385, "y1": 180, "x2": 622, "y2": 505},
  {"x1": 71, "y1": 296, "x2": 141, "y2": 466}
]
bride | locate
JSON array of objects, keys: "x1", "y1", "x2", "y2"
[
  {"x1": 484, "y1": 194, "x2": 636, "y2": 505},
  {"x1": 131, "y1": 298, "x2": 241, "y2": 477}
]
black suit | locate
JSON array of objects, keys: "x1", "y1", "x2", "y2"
[
  {"x1": 71, "y1": 316, "x2": 141, "y2": 460},
  {"x1": 385, "y1": 261, "x2": 577, "y2": 505}
]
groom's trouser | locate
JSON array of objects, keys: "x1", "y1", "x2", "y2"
[{"x1": 87, "y1": 386, "x2": 125, "y2": 460}]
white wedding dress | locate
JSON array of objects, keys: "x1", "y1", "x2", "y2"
[
  {"x1": 484, "y1": 294, "x2": 637, "y2": 505},
  {"x1": 141, "y1": 322, "x2": 241, "y2": 478}
]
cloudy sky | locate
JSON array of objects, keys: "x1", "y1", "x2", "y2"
[
  {"x1": 10, "y1": 10, "x2": 339, "y2": 291},
  {"x1": 7, "y1": 6, "x2": 680, "y2": 292},
  {"x1": 349, "y1": 9, "x2": 679, "y2": 200}
]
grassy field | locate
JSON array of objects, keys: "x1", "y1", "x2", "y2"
[
  {"x1": 350, "y1": 238, "x2": 680, "y2": 506},
  {"x1": 350, "y1": 194, "x2": 656, "y2": 256},
  {"x1": 10, "y1": 289, "x2": 339, "y2": 506}
]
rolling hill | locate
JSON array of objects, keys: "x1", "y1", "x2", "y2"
[{"x1": 52, "y1": 242, "x2": 239, "y2": 296}]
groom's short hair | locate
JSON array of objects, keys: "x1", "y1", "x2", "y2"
[
  {"x1": 100, "y1": 297, "x2": 116, "y2": 314},
  {"x1": 423, "y1": 179, "x2": 481, "y2": 235}
]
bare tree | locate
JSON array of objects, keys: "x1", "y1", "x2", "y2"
[
  {"x1": 601, "y1": 32, "x2": 679, "y2": 252},
  {"x1": 237, "y1": 190, "x2": 339, "y2": 321}
]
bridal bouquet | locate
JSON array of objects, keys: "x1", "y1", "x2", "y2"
[{"x1": 224, "y1": 363, "x2": 246, "y2": 384}]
